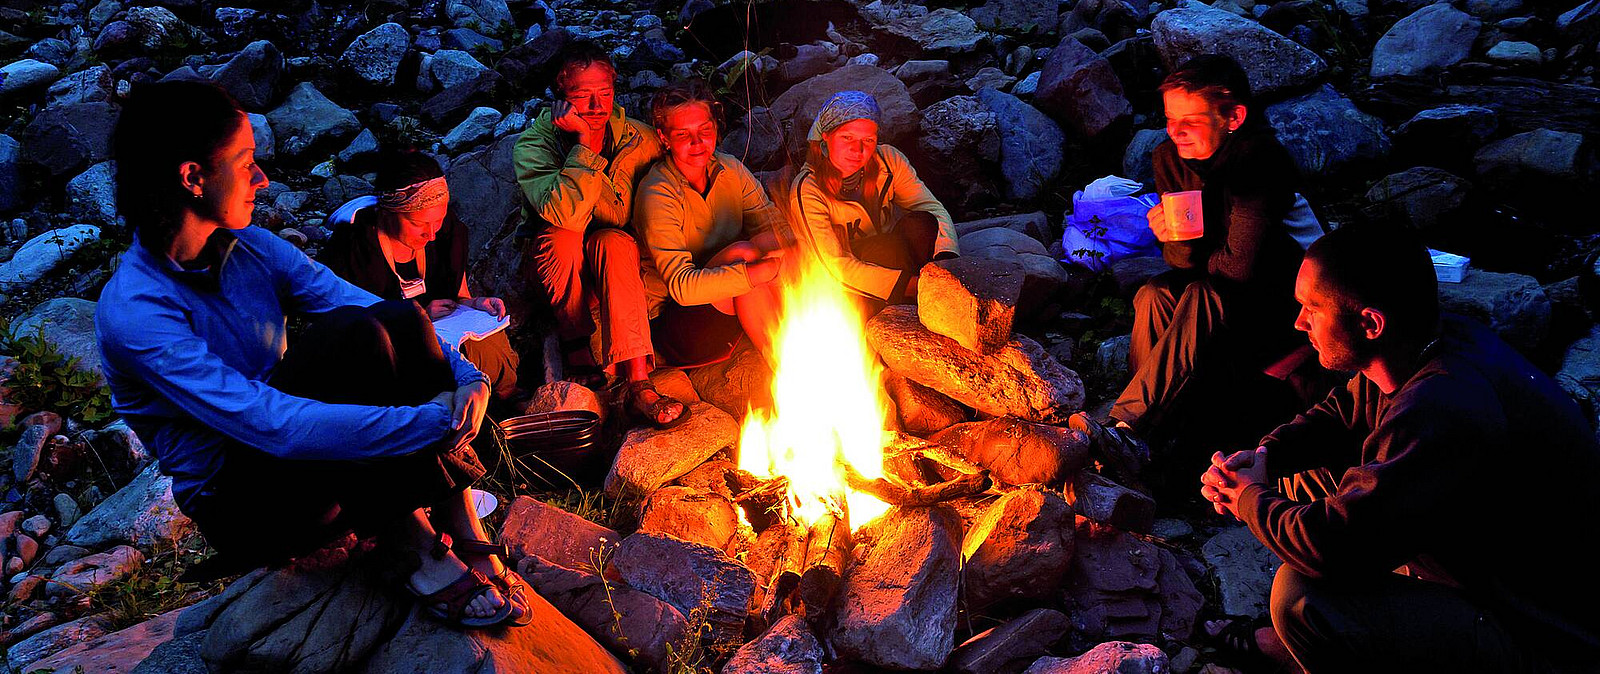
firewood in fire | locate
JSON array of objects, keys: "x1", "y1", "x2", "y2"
[
  {"x1": 797, "y1": 513, "x2": 852, "y2": 622},
  {"x1": 840, "y1": 463, "x2": 993, "y2": 506}
]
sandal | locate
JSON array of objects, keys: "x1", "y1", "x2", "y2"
[
  {"x1": 453, "y1": 539, "x2": 534, "y2": 628},
  {"x1": 406, "y1": 533, "x2": 514, "y2": 629},
  {"x1": 1204, "y1": 616, "x2": 1278, "y2": 672},
  {"x1": 1067, "y1": 412, "x2": 1150, "y2": 483},
  {"x1": 628, "y1": 379, "x2": 688, "y2": 429}
]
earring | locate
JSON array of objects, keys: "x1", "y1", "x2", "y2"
[{"x1": 192, "y1": 191, "x2": 203, "y2": 199}]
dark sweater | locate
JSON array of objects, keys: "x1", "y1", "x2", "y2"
[
  {"x1": 1239, "y1": 315, "x2": 1600, "y2": 671},
  {"x1": 319, "y1": 207, "x2": 470, "y2": 305},
  {"x1": 1151, "y1": 126, "x2": 1304, "y2": 303}
]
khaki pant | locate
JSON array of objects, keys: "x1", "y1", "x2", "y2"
[{"x1": 530, "y1": 226, "x2": 653, "y2": 368}]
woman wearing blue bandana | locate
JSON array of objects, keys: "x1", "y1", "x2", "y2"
[{"x1": 786, "y1": 91, "x2": 959, "y2": 306}]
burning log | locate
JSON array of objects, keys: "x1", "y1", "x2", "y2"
[
  {"x1": 840, "y1": 463, "x2": 993, "y2": 506},
  {"x1": 796, "y1": 514, "x2": 852, "y2": 620},
  {"x1": 734, "y1": 476, "x2": 791, "y2": 531}
]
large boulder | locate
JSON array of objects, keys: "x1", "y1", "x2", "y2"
[
  {"x1": 869, "y1": 306, "x2": 1086, "y2": 423},
  {"x1": 685, "y1": 342, "x2": 773, "y2": 419},
  {"x1": 1265, "y1": 84, "x2": 1391, "y2": 176},
  {"x1": 0, "y1": 225, "x2": 101, "y2": 291},
  {"x1": 1370, "y1": 4, "x2": 1481, "y2": 79},
  {"x1": 954, "y1": 212, "x2": 1052, "y2": 244},
  {"x1": 931, "y1": 417, "x2": 1091, "y2": 487},
  {"x1": 1438, "y1": 270, "x2": 1551, "y2": 353},
  {"x1": 441, "y1": 106, "x2": 502, "y2": 152},
  {"x1": 1034, "y1": 36, "x2": 1131, "y2": 140},
  {"x1": 45, "y1": 65, "x2": 115, "y2": 107},
  {"x1": 720, "y1": 105, "x2": 784, "y2": 171},
  {"x1": 264, "y1": 82, "x2": 361, "y2": 159},
  {"x1": 876, "y1": 6, "x2": 987, "y2": 54},
  {"x1": 47, "y1": 544, "x2": 144, "y2": 597},
  {"x1": 21, "y1": 101, "x2": 119, "y2": 176},
  {"x1": 12, "y1": 298, "x2": 101, "y2": 378},
  {"x1": 1556, "y1": 325, "x2": 1600, "y2": 432},
  {"x1": 0, "y1": 59, "x2": 62, "y2": 100},
  {"x1": 341, "y1": 22, "x2": 411, "y2": 87},
  {"x1": 1363, "y1": 167, "x2": 1472, "y2": 232},
  {"x1": 1151, "y1": 3, "x2": 1327, "y2": 98},
  {"x1": 612, "y1": 532, "x2": 755, "y2": 643},
  {"x1": 970, "y1": 0, "x2": 1059, "y2": 33},
  {"x1": 26, "y1": 609, "x2": 180, "y2": 674},
  {"x1": 1473, "y1": 129, "x2": 1586, "y2": 190},
  {"x1": 1064, "y1": 527, "x2": 1203, "y2": 648},
  {"x1": 429, "y1": 49, "x2": 491, "y2": 90},
  {"x1": 637, "y1": 486, "x2": 740, "y2": 552},
  {"x1": 519, "y1": 556, "x2": 691, "y2": 672},
  {"x1": 1024, "y1": 641, "x2": 1170, "y2": 673},
  {"x1": 884, "y1": 370, "x2": 969, "y2": 435},
  {"x1": 976, "y1": 88, "x2": 1063, "y2": 202},
  {"x1": 832, "y1": 506, "x2": 962, "y2": 671},
  {"x1": 605, "y1": 402, "x2": 738, "y2": 498},
  {"x1": 961, "y1": 488, "x2": 1075, "y2": 609},
  {"x1": 917, "y1": 95, "x2": 1001, "y2": 204},
  {"x1": 959, "y1": 226, "x2": 1070, "y2": 299},
  {"x1": 918, "y1": 257, "x2": 1026, "y2": 355},
  {"x1": 1559, "y1": 0, "x2": 1600, "y2": 42},
  {"x1": 65, "y1": 160, "x2": 119, "y2": 228},
  {"x1": 769, "y1": 66, "x2": 917, "y2": 161},
  {"x1": 7, "y1": 615, "x2": 113, "y2": 673},
  {"x1": 444, "y1": 133, "x2": 520, "y2": 252},
  {"x1": 66, "y1": 462, "x2": 193, "y2": 548},
  {"x1": 211, "y1": 40, "x2": 284, "y2": 111},
  {"x1": 447, "y1": 0, "x2": 515, "y2": 32},
  {"x1": 1123, "y1": 129, "x2": 1169, "y2": 191},
  {"x1": 1201, "y1": 526, "x2": 1281, "y2": 619}
]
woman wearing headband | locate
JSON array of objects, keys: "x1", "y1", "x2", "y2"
[
  {"x1": 95, "y1": 82, "x2": 536, "y2": 631},
  {"x1": 786, "y1": 90, "x2": 959, "y2": 307},
  {"x1": 322, "y1": 151, "x2": 520, "y2": 406},
  {"x1": 635, "y1": 79, "x2": 787, "y2": 366}
]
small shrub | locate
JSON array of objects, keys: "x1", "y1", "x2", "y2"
[{"x1": 0, "y1": 320, "x2": 114, "y2": 426}]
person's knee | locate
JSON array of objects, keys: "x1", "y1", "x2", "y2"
[
  {"x1": 1270, "y1": 565, "x2": 1329, "y2": 649},
  {"x1": 586, "y1": 228, "x2": 641, "y2": 265},
  {"x1": 710, "y1": 240, "x2": 763, "y2": 265}
]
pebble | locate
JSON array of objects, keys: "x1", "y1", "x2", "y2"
[{"x1": 21, "y1": 515, "x2": 50, "y2": 538}]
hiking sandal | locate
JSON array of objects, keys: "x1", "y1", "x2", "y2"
[
  {"x1": 405, "y1": 533, "x2": 513, "y2": 629},
  {"x1": 1067, "y1": 412, "x2": 1150, "y2": 482},
  {"x1": 452, "y1": 539, "x2": 534, "y2": 628},
  {"x1": 627, "y1": 379, "x2": 688, "y2": 429},
  {"x1": 1204, "y1": 616, "x2": 1278, "y2": 672}
]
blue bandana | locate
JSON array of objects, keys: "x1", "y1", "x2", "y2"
[{"x1": 807, "y1": 91, "x2": 882, "y2": 142}]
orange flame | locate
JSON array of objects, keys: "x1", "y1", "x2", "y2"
[{"x1": 738, "y1": 254, "x2": 892, "y2": 528}]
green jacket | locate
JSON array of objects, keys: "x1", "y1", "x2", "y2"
[
  {"x1": 514, "y1": 104, "x2": 663, "y2": 236},
  {"x1": 636, "y1": 152, "x2": 784, "y2": 313},
  {"x1": 788, "y1": 144, "x2": 958, "y2": 301}
]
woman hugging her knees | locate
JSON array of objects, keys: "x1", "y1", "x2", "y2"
[
  {"x1": 785, "y1": 90, "x2": 959, "y2": 310},
  {"x1": 94, "y1": 81, "x2": 532, "y2": 630},
  {"x1": 636, "y1": 79, "x2": 789, "y2": 366}
]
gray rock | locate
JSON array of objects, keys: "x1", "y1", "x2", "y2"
[
  {"x1": 493, "y1": 111, "x2": 528, "y2": 137},
  {"x1": 45, "y1": 65, "x2": 114, "y2": 106},
  {"x1": 954, "y1": 211, "x2": 1051, "y2": 243},
  {"x1": 265, "y1": 82, "x2": 361, "y2": 159},
  {"x1": 519, "y1": 556, "x2": 691, "y2": 672},
  {"x1": 445, "y1": 133, "x2": 519, "y2": 252},
  {"x1": 884, "y1": 370, "x2": 968, "y2": 435},
  {"x1": 1486, "y1": 40, "x2": 1543, "y2": 65},
  {"x1": 247, "y1": 113, "x2": 274, "y2": 163},
  {"x1": 13, "y1": 298, "x2": 101, "y2": 378},
  {"x1": 966, "y1": 66, "x2": 1017, "y2": 93},
  {"x1": 11, "y1": 424, "x2": 52, "y2": 483},
  {"x1": 612, "y1": 532, "x2": 755, "y2": 642},
  {"x1": 1557, "y1": 324, "x2": 1600, "y2": 431},
  {"x1": 47, "y1": 544, "x2": 144, "y2": 597},
  {"x1": 336, "y1": 128, "x2": 379, "y2": 165},
  {"x1": 429, "y1": 49, "x2": 490, "y2": 90},
  {"x1": 1096, "y1": 334, "x2": 1131, "y2": 374},
  {"x1": 441, "y1": 106, "x2": 502, "y2": 152},
  {"x1": 977, "y1": 88, "x2": 1064, "y2": 202},
  {"x1": 1, "y1": 59, "x2": 63, "y2": 100},
  {"x1": 211, "y1": 40, "x2": 284, "y2": 111},
  {"x1": 685, "y1": 341, "x2": 773, "y2": 419},
  {"x1": 1069, "y1": 471, "x2": 1156, "y2": 534},
  {"x1": 605, "y1": 402, "x2": 738, "y2": 498},
  {"x1": 342, "y1": 22, "x2": 411, "y2": 87},
  {"x1": 1201, "y1": 526, "x2": 1280, "y2": 619},
  {"x1": 950, "y1": 608, "x2": 1071, "y2": 674},
  {"x1": 0, "y1": 225, "x2": 101, "y2": 291},
  {"x1": 1123, "y1": 129, "x2": 1169, "y2": 191},
  {"x1": 1474, "y1": 128, "x2": 1586, "y2": 185},
  {"x1": 637, "y1": 485, "x2": 740, "y2": 552},
  {"x1": 720, "y1": 106, "x2": 784, "y2": 171},
  {"x1": 498, "y1": 495, "x2": 619, "y2": 571},
  {"x1": 1364, "y1": 166, "x2": 1472, "y2": 231},
  {"x1": 6, "y1": 615, "x2": 113, "y2": 673},
  {"x1": 873, "y1": 306, "x2": 1085, "y2": 422},
  {"x1": 1035, "y1": 36, "x2": 1131, "y2": 140},
  {"x1": 724, "y1": 615, "x2": 825, "y2": 674},
  {"x1": 1559, "y1": 0, "x2": 1600, "y2": 41},
  {"x1": 961, "y1": 489, "x2": 1075, "y2": 609},
  {"x1": 54, "y1": 493, "x2": 81, "y2": 528},
  {"x1": 1468, "y1": 0, "x2": 1522, "y2": 17},
  {"x1": 778, "y1": 44, "x2": 836, "y2": 84},
  {"x1": 1012, "y1": 71, "x2": 1041, "y2": 96},
  {"x1": 447, "y1": 0, "x2": 515, "y2": 32},
  {"x1": 1151, "y1": 3, "x2": 1328, "y2": 98},
  {"x1": 881, "y1": 7, "x2": 987, "y2": 53},
  {"x1": 122, "y1": 6, "x2": 194, "y2": 52},
  {"x1": 1371, "y1": 4, "x2": 1481, "y2": 79},
  {"x1": 960, "y1": 226, "x2": 1069, "y2": 298},
  {"x1": 83, "y1": 419, "x2": 151, "y2": 467},
  {"x1": 21, "y1": 101, "x2": 119, "y2": 176},
  {"x1": 214, "y1": 7, "x2": 259, "y2": 38},
  {"x1": 833, "y1": 506, "x2": 962, "y2": 670},
  {"x1": 1438, "y1": 270, "x2": 1551, "y2": 353},
  {"x1": 1395, "y1": 105, "x2": 1498, "y2": 157},
  {"x1": 769, "y1": 65, "x2": 917, "y2": 161},
  {"x1": 130, "y1": 629, "x2": 207, "y2": 674},
  {"x1": 894, "y1": 59, "x2": 951, "y2": 84},
  {"x1": 1265, "y1": 84, "x2": 1391, "y2": 176},
  {"x1": 1024, "y1": 641, "x2": 1170, "y2": 673},
  {"x1": 321, "y1": 175, "x2": 374, "y2": 209},
  {"x1": 66, "y1": 462, "x2": 193, "y2": 548},
  {"x1": 442, "y1": 27, "x2": 503, "y2": 53},
  {"x1": 931, "y1": 417, "x2": 1091, "y2": 488},
  {"x1": 1065, "y1": 529, "x2": 1202, "y2": 646},
  {"x1": 0, "y1": 134, "x2": 20, "y2": 213},
  {"x1": 918, "y1": 95, "x2": 1001, "y2": 198},
  {"x1": 970, "y1": 0, "x2": 1059, "y2": 32},
  {"x1": 918, "y1": 257, "x2": 1026, "y2": 355},
  {"x1": 65, "y1": 161, "x2": 119, "y2": 228}
]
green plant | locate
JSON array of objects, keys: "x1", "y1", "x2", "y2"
[
  {"x1": 0, "y1": 320, "x2": 114, "y2": 425},
  {"x1": 85, "y1": 533, "x2": 221, "y2": 631}
]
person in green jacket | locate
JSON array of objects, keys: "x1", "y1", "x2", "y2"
[
  {"x1": 786, "y1": 90, "x2": 959, "y2": 308},
  {"x1": 514, "y1": 42, "x2": 685, "y2": 427},
  {"x1": 635, "y1": 79, "x2": 787, "y2": 365}
]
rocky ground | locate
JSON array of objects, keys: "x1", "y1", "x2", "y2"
[{"x1": 2, "y1": 0, "x2": 1600, "y2": 671}]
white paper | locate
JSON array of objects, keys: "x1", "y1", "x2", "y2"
[
  {"x1": 433, "y1": 305, "x2": 510, "y2": 347},
  {"x1": 1429, "y1": 248, "x2": 1470, "y2": 284}
]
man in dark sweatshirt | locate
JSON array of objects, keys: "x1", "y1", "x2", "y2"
[{"x1": 1202, "y1": 224, "x2": 1600, "y2": 673}]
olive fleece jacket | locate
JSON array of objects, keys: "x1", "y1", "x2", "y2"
[{"x1": 514, "y1": 104, "x2": 663, "y2": 236}]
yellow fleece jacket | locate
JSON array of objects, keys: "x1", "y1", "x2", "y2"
[
  {"x1": 788, "y1": 144, "x2": 957, "y2": 300},
  {"x1": 636, "y1": 152, "x2": 784, "y2": 312}
]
